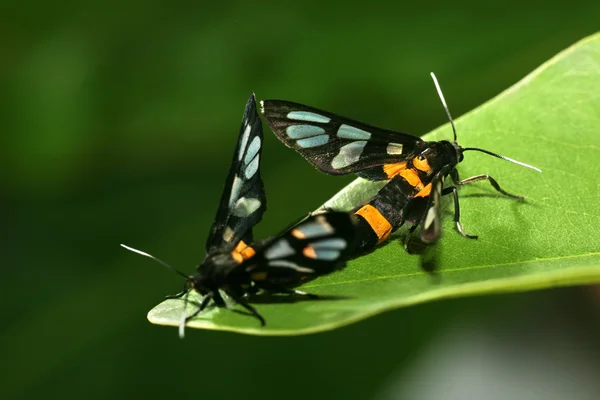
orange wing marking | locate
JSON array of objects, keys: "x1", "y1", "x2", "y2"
[
  {"x1": 383, "y1": 162, "x2": 407, "y2": 178},
  {"x1": 231, "y1": 240, "x2": 256, "y2": 263}
]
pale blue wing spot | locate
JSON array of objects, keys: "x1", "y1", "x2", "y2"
[
  {"x1": 331, "y1": 140, "x2": 367, "y2": 169},
  {"x1": 238, "y1": 125, "x2": 251, "y2": 161},
  {"x1": 337, "y1": 124, "x2": 372, "y2": 140},
  {"x1": 286, "y1": 125, "x2": 326, "y2": 139},
  {"x1": 311, "y1": 238, "x2": 347, "y2": 250},
  {"x1": 296, "y1": 135, "x2": 329, "y2": 148},
  {"x1": 313, "y1": 249, "x2": 341, "y2": 261},
  {"x1": 287, "y1": 111, "x2": 331, "y2": 124},
  {"x1": 244, "y1": 136, "x2": 261, "y2": 165},
  {"x1": 232, "y1": 197, "x2": 262, "y2": 217},
  {"x1": 294, "y1": 220, "x2": 334, "y2": 239},
  {"x1": 245, "y1": 155, "x2": 259, "y2": 179},
  {"x1": 264, "y1": 239, "x2": 295, "y2": 260}
]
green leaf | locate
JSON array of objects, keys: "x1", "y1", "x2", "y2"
[{"x1": 148, "y1": 32, "x2": 600, "y2": 336}]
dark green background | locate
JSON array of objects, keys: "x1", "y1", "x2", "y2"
[{"x1": 2, "y1": 2, "x2": 600, "y2": 399}]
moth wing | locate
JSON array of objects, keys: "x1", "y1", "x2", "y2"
[
  {"x1": 205, "y1": 93, "x2": 267, "y2": 253},
  {"x1": 418, "y1": 169, "x2": 447, "y2": 244},
  {"x1": 261, "y1": 99, "x2": 423, "y2": 180},
  {"x1": 244, "y1": 211, "x2": 358, "y2": 287}
]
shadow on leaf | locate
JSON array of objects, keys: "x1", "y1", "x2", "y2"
[{"x1": 246, "y1": 292, "x2": 352, "y2": 304}]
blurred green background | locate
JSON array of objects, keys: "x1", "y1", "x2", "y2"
[{"x1": 2, "y1": 2, "x2": 600, "y2": 399}]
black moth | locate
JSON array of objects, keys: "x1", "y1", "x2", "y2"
[
  {"x1": 122, "y1": 93, "x2": 357, "y2": 337},
  {"x1": 260, "y1": 73, "x2": 541, "y2": 255}
]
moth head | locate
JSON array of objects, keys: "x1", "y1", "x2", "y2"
[
  {"x1": 185, "y1": 271, "x2": 206, "y2": 295},
  {"x1": 452, "y1": 141, "x2": 465, "y2": 163}
]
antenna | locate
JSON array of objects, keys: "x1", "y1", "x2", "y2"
[
  {"x1": 462, "y1": 147, "x2": 542, "y2": 172},
  {"x1": 179, "y1": 290, "x2": 190, "y2": 339},
  {"x1": 429, "y1": 72, "x2": 541, "y2": 173},
  {"x1": 120, "y1": 244, "x2": 190, "y2": 279},
  {"x1": 430, "y1": 72, "x2": 457, "y2": 142}
]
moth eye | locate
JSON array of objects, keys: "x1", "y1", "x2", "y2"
[{"x1": 418, "y1": 155, "x2": 425, "y2": 161}]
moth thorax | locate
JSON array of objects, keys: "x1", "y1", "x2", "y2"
[
  {"x1": 422, "y1": 141, "x2": 462, "y2": 171},
  {"x1": 196, "y1": 253, "x2": 237, "y2": 287}
]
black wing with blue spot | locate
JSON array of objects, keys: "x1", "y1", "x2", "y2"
[
  {"x1": 261, "y1": 99, "x2": 422, "y2": 180},
  {"x1": 205, "y1": 93, "x2": 267, "y2": 253},
  {"x1": 242, "y1": 211, "x2": 358, "y2": 288}
]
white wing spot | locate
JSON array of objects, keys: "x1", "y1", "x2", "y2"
[
  {"x1": 386, "y1": 142, "x2": 403, "y2": 155},
  {"x1": 229, "y1": 175, "x2": 242, "y2": 206},
  {"x1": 222, "y1": 226, "x2": 235, "y2": 242},
  {"x1": 268, "y1": 260, "x2": 314, "y2": 273},
  {"x1": 424, "y1": 206, "x2": 437, "y2": 230},
  {"x1": 337, "y1": 124, "x2": 371, "y2": 140},
  {"x1": 331, "y1": 141, "x2": 367, "y2": 169},
  {"x1": 232, "y1": 197, "x2": 261, "y2": 217},
  {"x1": 264, "y1": 239, "x2": 295, "y2": 260},
  {"x1": 238, "y1": 124, "x2": 251, "y2": 161}
]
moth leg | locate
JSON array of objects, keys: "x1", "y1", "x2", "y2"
[
  {"x1": 228, "y1": 293, "x2": 266, "y2": 326},
  {"x1": 211, "y1": 291, "x2": 227, "y2": 307},
  {"x1": 404, "y1": 224, "x2": 418, "y2": 251},
  {"x1": 185, "y1": 294, "x2": 213, "y2": 321},
  {"x1": 451, "y1": 170, "x2": 524, "y2": 200},
  {"x1": 442, "y1": 186, "x2": 478, "y2": 240},
  {"x1": 245, "y1": 284, "x2": 260, "y2": 296},
  {"x1": 165, "y1": 285, "x2": 188, "y2": 299}
]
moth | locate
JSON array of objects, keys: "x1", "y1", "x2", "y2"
[
  {"x1": 260, "y1": 73, "x2": 541, "y2": 255},
  {"x1": 122, "y1": 93, "x2": 357, "y2": 337}
]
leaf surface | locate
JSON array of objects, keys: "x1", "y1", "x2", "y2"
[{"x1": 149, "y1": 33, "x2": 600, "y2": 335}]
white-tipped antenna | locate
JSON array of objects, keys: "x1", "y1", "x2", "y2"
[
  {"x1": 120, "y1": 244, "x2": 189, "y2": 279},
  {"x1": 178, "y1": 315, "x2": 186, "y2": 339},
  {"x1": 179, "y1": 290, "x2": 190, "y2": 339},
  {"x1": 430, "y1": 72, "x2": 458, "y2": 142},
  {"x1": 462, "y1": 147, "x2": 542, "y2": 172},
  {"x1": 497, "y1": 154, "x2": 542, "y2": 172},
  {"x1": 429, "y1": 73, "x2": 541, "y2": 173}
]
